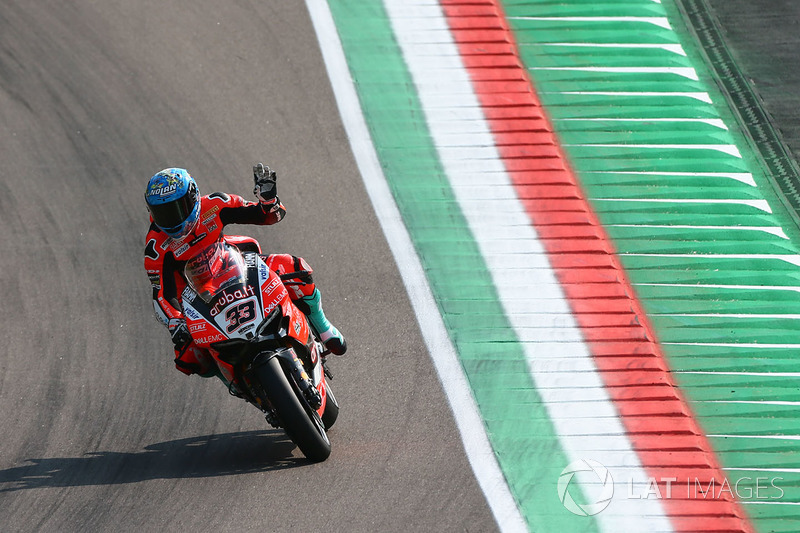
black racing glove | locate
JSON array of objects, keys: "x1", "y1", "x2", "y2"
[
  {"x1": 168, "y1": 318, "x2": 192, "y2": 352},
  {"x1": 253, "y1": 163, "x2": 278, "y2": 204}
]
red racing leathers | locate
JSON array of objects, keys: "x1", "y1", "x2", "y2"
[{"x1": 144, "y1": 192, "x2": 317, "y2": 376}]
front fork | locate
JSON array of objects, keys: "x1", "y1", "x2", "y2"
[
  {"x1": 244, "y1": 347, "x2": 325, "y2": 427},
  {"x1": 280, "y1": 347, "x2": 323, "y2": 410}
]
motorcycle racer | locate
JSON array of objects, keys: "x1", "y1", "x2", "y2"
[{"x1": 143, "y1": 165, "x2": 346, "y2": 378}]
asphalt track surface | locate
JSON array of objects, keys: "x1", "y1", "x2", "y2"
[
  {"x1": 0, "y1": 2, "x2": 495, "y2": 531},
  {"x1": 1, "y1": 1, "x2": 798, "y2": 532}
]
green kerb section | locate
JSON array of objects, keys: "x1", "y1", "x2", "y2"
[
  {"x1": 326, "y1": 2, "x2": 599, "y2": 531},
  {"x1": 502, "y1": 0, "x2": 800, "y2": 530}
]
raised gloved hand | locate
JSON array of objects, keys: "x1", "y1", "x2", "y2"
[
  {"x1": 168, "y1": 318, "x2": 192, "y2": 351},
  {"x1": 253, "y1": 163, "x2": 278, "y2": 204}
]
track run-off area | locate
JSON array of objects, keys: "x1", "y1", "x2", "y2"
[{"x1": 313, "y1": 0, "x2": 800, "y2": 532}]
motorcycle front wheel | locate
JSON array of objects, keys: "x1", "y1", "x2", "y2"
[
  {"x1": 322, "y1": 381, "x2": 339, "y2": 430},
  {"x1": 256, "y1": 355, "x2": 331, "y2": 462}
]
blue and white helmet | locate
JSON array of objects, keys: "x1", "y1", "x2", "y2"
[{"x1": 145, "y1": 168, "x2": 200, "y2": 239}]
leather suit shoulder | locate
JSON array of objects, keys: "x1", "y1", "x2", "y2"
[
  {"x1": 144, "y1": 224, "x2": 170, "y2": 265},
  {"x1": 202, "y1": 192, "x2": 250, "y2": 208}
]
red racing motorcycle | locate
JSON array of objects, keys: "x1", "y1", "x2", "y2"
[{"x1": 179, "y1": 237, "x2": 338, "y2": 462}]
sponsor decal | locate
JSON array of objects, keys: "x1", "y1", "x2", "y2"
[
  {"x1": 189, "y1": 323, "x2": 206, "y2": 333},
  {"x1": 147, "y1": 174, "x2": 181, "y2": 198},
  {"x1": 148, "y1": 273, "x2": 160, "y2": 287},
  {"x1": 201, "y1": 205, "x2": 219, "y2": 220},
  {"x1": 220, "y1": 298, "x2": 259, "y2": 334},
  {"x1": 184, "y1": 306, "x2": 202, "y2": 321},
  {"x1": 262, "y1": 276, "x2": 281, "y2": 296},
  {"x1": 169, "y1": 232, "x2": 206, "y2": 258},
  {"x1": 195, "y1": 334, "x2": 226, "y2": 345},
  {"x1": 154, "y1": 312, "x2": 168, "y2": 327},
  {"x1": 169, "y1": 234, "x2": 187, "y2": 248},
  {"x1": 245, "y1": 254, "x2": 257, "y2": 267},
  {"x1": 259, "y1": 264, "x2": 268, "y2": 280},
  {"x1": 189, "y1": 232, "x2": 207, "y2": 247},
  {"x1": 147, "y1": 183, "x2": 178, "y2": 197},
  {"x1": 293, "y1": 319, "x2": 302, "y2": 334},
  {"x1": 210, "y1": 285, "x2": 256, "y2": 316},
  {"x1": 202, "y1": 219, "x2": 218, "y2": 232},
  {"x1": 181, "y1": 286, "x2": 195, "y2": 302},
  {"x1": 263, "y1": 294, "x2": 283, "y2": 315}
]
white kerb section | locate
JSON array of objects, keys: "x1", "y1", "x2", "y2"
[{"x1": 383, "y1": 1, "x2": 673, "y2": 531}]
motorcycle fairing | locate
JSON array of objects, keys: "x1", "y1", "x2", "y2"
[{"x1": 181, "y1": 244, "x2": 329, "y2": 417}]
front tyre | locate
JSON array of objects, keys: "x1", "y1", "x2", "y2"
[
  {"x1": 256, "y1": 356, "x2": 331, "y2": 462},
  {"x1": 322, "y1": 382, "x2": 339, "y2": 430}
]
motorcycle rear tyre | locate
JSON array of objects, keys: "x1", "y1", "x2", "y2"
[{"x1": 257, "y1": 356, "x2": 331, "y2": 462}]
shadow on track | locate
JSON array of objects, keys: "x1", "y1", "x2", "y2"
[{"x1": 0, "y1": 430, "x2": 306, "y2": 492}]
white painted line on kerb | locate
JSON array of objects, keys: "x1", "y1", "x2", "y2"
[
  {"x1": 621, "y1": 253, "x2": 800, "y2": 266},
  {"x1": 609, "y1": 225, "x2": 788, "y2": 239},
  {"x1": 581, "y1": 171, "x2": 753, "y2": 186},
  {"x1": 507, "y1": 16, "x2": 673, "y2": 30},
  {"x1": 636, "y1": 283, "x2": 800, "y2": 293},
  {"x1": 743, "y1": 501, "x2": 800, "y2": 506},
  {"x1": 679, "y1": 371, "x2": 800, "y2": 377},
  {"x1": 667, "y1": 342, "x2": 800, "y2": 348},
  {"x1": 535, "y1": 43, "x2": 685, "y2": 56},
  {"x1": 725, "y1": 467, "x2": 800, "y2": 474},
  {"x1": 656, "y1": 313, "x2": 800, "y2": 319},
  {"x1": 594, "y1": 198, "x2": 772, "y2": 213},
  {"x1": 383, "y1": 1, "x2": 673, "y2": 531},
  {"x1": 710, "y1": 434, "x2": 800, "y2": 441},
  {"x1": 703, "y1": 400, "x2": 800, "y2": 406},
  {"x1": 554, "y1": 91, "x2": 713, "y2": 103},
  {"x1": 557, "y1": 118, "x2": 730, "y2": 130},
  {"x1": 566, "y1": 143, "x2": 742, "y2": 157},
  {"x1": 529, "y1": 67, "x2": 700, "y2": 80},
  {"x1": 304, "y1": 1, "x2": 527, "y2": 532}
]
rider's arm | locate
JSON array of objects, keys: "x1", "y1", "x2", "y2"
[
  {"x1": 144, "y1": 232, "x2": 184, "y2": 327},
  {"x1": 214, "y1": 192, "x2": 286, "y2": 226}
]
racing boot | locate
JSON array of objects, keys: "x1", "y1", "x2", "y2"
[{"x1": 299, "y1": 288, "x2": 347, "y2": 355}]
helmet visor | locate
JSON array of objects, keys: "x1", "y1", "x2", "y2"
[{"x1": 148, "y1": 192, "x2": 196, "y2": 232}]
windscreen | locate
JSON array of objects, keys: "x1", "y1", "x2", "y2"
[{"x1": 184, "y1": 242, "x2": 247, "y2": 303}]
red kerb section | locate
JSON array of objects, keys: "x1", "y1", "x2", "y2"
[{"x1": 439, "y1": 1, "x2": 753, "y2": 531}]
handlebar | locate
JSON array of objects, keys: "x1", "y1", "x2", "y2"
[{"x1": 278, "y1": 270, "x2": 312, "y2": 285}]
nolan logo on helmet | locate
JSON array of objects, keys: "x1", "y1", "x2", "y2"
[{"x1": 148, "y1": 182, "x2": 179, "y2": 198}]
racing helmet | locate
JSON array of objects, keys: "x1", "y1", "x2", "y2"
[{"x1": 145, "y1": 168, "x2": 200, "y2": 238}]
